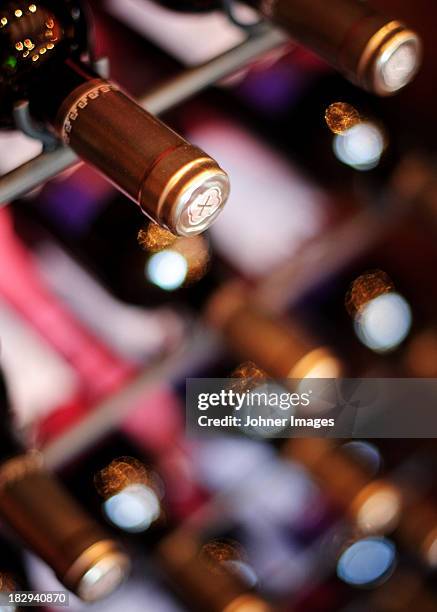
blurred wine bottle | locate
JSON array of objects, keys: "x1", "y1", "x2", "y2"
[
  {"x1": 294, "y1": 550, "x2": 437, "y2": 612},
  {"x1": 77, "y1": 435, "x2": 273, "y2": 611},
  {"x1": 64, "y1": 430, "x2": 205, "y2": 545},
  {"x1": 284, "y1": 437, "x2": 437, "y2": 569},
  {"x1": 0, "y1": 368, "x2": 130, "y2": 601},
  {"x1": 0, "y1": 0, "x2": 229, "y2": 234},
  {"x1": 158, "y1": 529, "x2": 273, "y2": 612},
  {"x1": 284, "y1": 438, "x2": 403, "y2": 536},
  {"x1": 205, "y1": 281, "x2": 343, "y2": 379},
  {"x1": 152, "y1": 0, "x2": 421, "y2": 95}
]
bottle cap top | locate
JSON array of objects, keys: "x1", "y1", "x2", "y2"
[
  {"x1": 140, "y1": 147, "x2": 230, "y2": 237},
  {"x1": 172, "y1": 167, "x2": 230, "y2": 236},
  {"x1": 76, "y1": 550, "x2": 130, "y2": 602},
  {"x1": 64, "y1": 540, "x2": 130, "y2": 602},
  {"x1": 359, "y1": 22, "x2": 422, "y2": 95},
  {"x1": 77, "y1": 550, "x2": 129, "y2": 602}
]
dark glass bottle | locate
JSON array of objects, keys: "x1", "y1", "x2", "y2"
[
  {"x1": 0, "y1": 367, "x2": 130, "y2": 601},
  {"x1": 0, "y1": 1, "x2": 229, "y2": 235},
  {"x1": 152, "y1": 0, "x2": 422, "y2": 96}
]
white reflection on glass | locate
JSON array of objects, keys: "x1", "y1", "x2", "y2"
[
  {"x1": 223, "y1": 560, "x2": 258, "y2": 588},
  {"x1": 78, "y1": 556, "x2": 128, "y2": 603},
  {"x1": 355, "y1": 484, "x2": 402, "y2": 534},
  {"x1": 354, "y1": 292, "x2": 412, "y2": 352},
  {"x1": 146, "y1": 250, "x2": 188, "y2": 291},
  {"x1": 337, "y1": 537, "x2": 396, "y2": 587},
  {"x1": 292, "y1": 348, "x2": 343, "y2": 380},
  {"x1": 104, "y1": 484, "x2": 160, "y2": 533},
  {"x1": 342, "y1": 441, "x2": 382, "y2": 476},
  {"x1": 333, "y1": 122, "x2": 385, "y2": 171},
  {"x1": 424, "y1": 528, "x2": 437, "y2": 568}
]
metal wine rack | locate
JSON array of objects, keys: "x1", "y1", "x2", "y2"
[
  {"x1": 0, "y1": 21, "x2": 419, "y2": 465},
  {"x1": 0, "y1": 25, "x2": 286, "y2": 206}
]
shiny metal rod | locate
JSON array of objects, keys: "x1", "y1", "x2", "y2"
[
  {"x1": 0, "y1": 26, "x2": 286, "y2": 206},
  {"x1": 143, "y1": 25, "x2": 287, "y2": 115}
]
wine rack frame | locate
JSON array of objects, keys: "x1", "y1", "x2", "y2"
[
  {"x1": 0, "y1": 21, "x2": 416, "y2": 464},
  {"x1": 0, "y1": 25, "x2": 286, "y2": 206}
]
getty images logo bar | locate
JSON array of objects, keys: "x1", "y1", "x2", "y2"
[{"x1": 186, "y1": 378, "x2": 437, "y2": 438}]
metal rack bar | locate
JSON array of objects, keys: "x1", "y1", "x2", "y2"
[
  {"x1": 144, "y1": 25, "x2": 286, "y2": 115},
  {"x1": 0, "y1": 26, "x2": 286, "y2": 206},
  {"x1": 43, "y1": 324, "x2": 222, "y2": 469}
]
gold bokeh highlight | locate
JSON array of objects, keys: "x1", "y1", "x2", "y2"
[
  {"x1": 325, "y1": 102, "x2": 361, "y2": 135},
  {"x1": 230, "y1": 361, "x2": 269, "y2": 394},
  {"x1": 138, "y1": 224, "x2": 177, "y2": 253},
  {"x1": 345, "y1": 270, "x2": 395, "y2": 318},
  {"x1": 0, "y1": 573, "x2": 15, "y2": 592},
  {"x1": 173, "y1": 235, "x2": 210, "y2": 285},
  {"x1": 199, "y1": 539, "x2": 244, "y2": 573},
  {"x1": 94, "y1": 456, "x2": 150, "y2": 500}
]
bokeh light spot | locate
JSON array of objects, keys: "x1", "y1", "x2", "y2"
[
  {"x1": 346, "y1": 270, "x2": 395, "y2": 319},
  {"x1": 146, "y1": 250, "x2": 188, "y2": 291},
  {"x1": 355, "y1": 292, "x2": 412, "y2": 353},
  {"x1": 104, "y1": 483, "x2": 160, "y2": 533},
  {"x1": 333, "y1": 121, "x2": 385, "y2": 170},
  {"x1": 337, "y1": 537, "x2": 396, "y2": 587}
]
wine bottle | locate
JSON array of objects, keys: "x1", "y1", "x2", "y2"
[
  {"x1": 153, "y1": 0, "x2": 421, "y2": 95},
  {"x1": 71, "y1": 431, "x2": 274, "y2": 611},
  {"x1": 284, "y1": 437, "x2": 437, "y2": 564},
  {"x1": 0, "y1": 1, "x2": 229, "y2": 235},
  {"x1": 158, "y1": 530, "x2": 273, "y2": 612},
  {"x1": 284, "y1": 438, "x2": 404, "y2": 535},
  {"x1": 205, "y1": 281, "x2": 343, "y2": 379},
  {"x1": 0, "y1": 368, "x2": 130, "y2": 601}
]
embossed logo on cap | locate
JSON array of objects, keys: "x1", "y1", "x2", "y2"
[{"x1": 187, "y1": 187, "x2": 223, "y2": 226}]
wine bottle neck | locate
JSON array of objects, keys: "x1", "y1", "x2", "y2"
[{"x1": 29, "y1": 57, "x2": 100, "y2": 124}]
